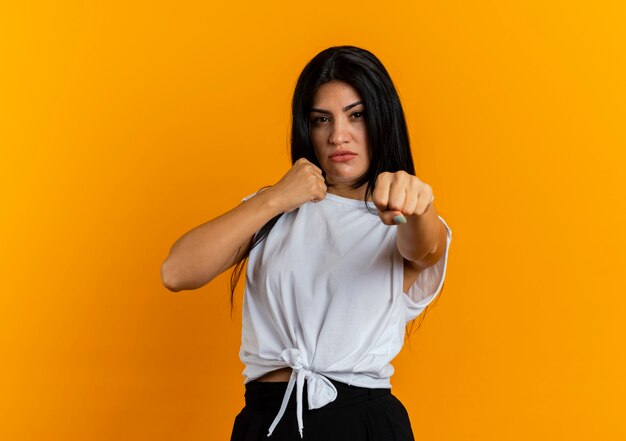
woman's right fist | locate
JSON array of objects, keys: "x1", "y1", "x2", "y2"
[{"x1": 266, "y1": 158, "x2": 327, "y2": 213}]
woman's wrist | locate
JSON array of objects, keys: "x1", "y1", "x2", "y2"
[{"x1": 255, "y1": 186, "x2": 285, "y2": 216}]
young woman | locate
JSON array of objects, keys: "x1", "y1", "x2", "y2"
[{"x1": 161, "y1": 45, "x2": 453, "y2": 441}]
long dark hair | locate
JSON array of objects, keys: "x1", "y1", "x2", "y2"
[{"x1": 229, "y1": 45, "x2": 445, "y2": 340}]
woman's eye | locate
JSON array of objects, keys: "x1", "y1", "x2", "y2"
[{"x1": 311, "y1": 112, "x2": 364, "y2": 125}]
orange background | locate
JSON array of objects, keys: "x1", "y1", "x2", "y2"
[{"x1": 2, "y1": 1, "x2": 625, "y2": 440}]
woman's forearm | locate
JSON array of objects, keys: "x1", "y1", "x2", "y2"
[
  {"x1": 396, "y1": 202, "x2": 445, "y2": 265},
  {"x1": 161, "y1": 188, "x2": 282, "y2": 292}
]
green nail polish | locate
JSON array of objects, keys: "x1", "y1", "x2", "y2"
[{"x1": 393, "y1": 214, "x2": 407, "y2": 224}]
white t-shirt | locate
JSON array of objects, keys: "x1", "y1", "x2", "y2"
[{"x1": 238, "y1": 190, "x2": 453, "y2": 438}]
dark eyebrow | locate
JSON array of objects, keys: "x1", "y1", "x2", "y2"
[{"x1": 310, "y1": 100, "x2": 363, "y2": 114}]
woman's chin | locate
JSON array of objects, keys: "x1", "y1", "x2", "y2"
[{"x1": 326, "y1": 177, "x2": 366, "y2": 188}]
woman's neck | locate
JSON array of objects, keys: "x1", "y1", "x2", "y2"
[{"x1": 326, "y1": 183, "x2": 370, "y2": 201}]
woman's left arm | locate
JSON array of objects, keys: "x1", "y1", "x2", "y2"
[
  {"x1": 373, "y1": 171, "x2": 447, "y2": 269},
  {"x1": 396, "y1": 204, "x2": 447, "y2": 269}
]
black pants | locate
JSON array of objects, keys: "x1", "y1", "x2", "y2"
[{"x1": 230, "y1": 377, "x2": 416, "y2": 440}]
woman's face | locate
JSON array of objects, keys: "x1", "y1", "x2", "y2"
[{"x1": 308, "y1": 80, "x2": 370, "y2": 190}]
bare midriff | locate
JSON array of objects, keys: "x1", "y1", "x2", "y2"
[{"x1": 255, "y1": 366, "x2": 292, "y2": 382}]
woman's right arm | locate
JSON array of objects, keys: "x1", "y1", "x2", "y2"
[
  {"x1": 160, "y1": 188, "x2": 283, "y2": 292},
  {"x1": 161, "y1": 158, "x2": 327, "y2": 292}
]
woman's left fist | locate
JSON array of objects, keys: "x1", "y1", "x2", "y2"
[{"x1": 372, "y1": 171, "x2": 435, "y2": 225}]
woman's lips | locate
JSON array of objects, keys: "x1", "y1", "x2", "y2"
[{"x1": 329, "y1": 154, "x2": 357, "y2": 162}]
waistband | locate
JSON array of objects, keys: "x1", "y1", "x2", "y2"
[
  {"x1": 246, "y1": 349, "x2": 392, "y2": 438},
  {"x1": 245, "y1": 377, "x2": 391, "y2": 411}
]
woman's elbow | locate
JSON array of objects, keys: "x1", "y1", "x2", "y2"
[
  {"x1": 161, "y1": 259, "x2": 217, "y2": 292},
  {"x1": 161, "y1": 259, "x2": 182, "y2": 292}
]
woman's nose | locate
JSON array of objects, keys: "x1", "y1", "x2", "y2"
[{"x1": 329, "y1": 119, "x2": 350, "y2": 145}]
